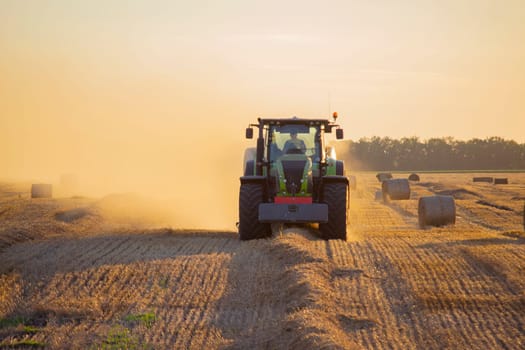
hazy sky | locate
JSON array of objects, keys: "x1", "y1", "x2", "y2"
[{"x1": 1, "y1": 1, "x2": 524, "y2": 226}]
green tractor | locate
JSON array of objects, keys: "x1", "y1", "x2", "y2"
[{"x1": 239, "y1": 114, "x2": 348, "y2": 240}]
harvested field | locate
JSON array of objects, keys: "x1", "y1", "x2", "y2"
[{"x1": 1, "y1": 173, "x2": 524, "y2": 349}]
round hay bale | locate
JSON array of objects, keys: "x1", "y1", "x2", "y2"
[
  {"x1": 418, "y1": 195, "x2": 456, "y2": 228},
  {"x1": 31, "y1": 184, "x2": 53, "y2": 198},
  {"x1": 382, "y1": 179, "x2": 410, "y2": 201},
  {"x1": 408, "y1": 173, "x2": 420, "y2": 181},
  {"x1": 494, "y1": 178, "x2": 508, "y2": 185},
  {"x1": 473, "y1": 177, "x2": 493, "y2": 183},
  {"x1": 374, "y1": 190, "x2": 382, "y2": 201},
  {"x1": 376, "y1": 172, "x2": 393, "y2": 182},
  {"x1": 348, "y1": 175, "x2": 357, "y2": 190}
]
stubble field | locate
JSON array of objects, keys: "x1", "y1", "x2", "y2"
[{"x1": 0, "y1": 173, "x2": 524, "y2": 349}]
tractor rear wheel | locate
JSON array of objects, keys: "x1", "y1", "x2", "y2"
[
  {"x1": 319, "y1": 182, "x2": 348, "y2": 240},
  {"x1": 238, "y1": 183, "x2": 271, "y2": 240}
]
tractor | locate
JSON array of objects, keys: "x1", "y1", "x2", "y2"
[{"x1": 238, "y1": 113, "x2": 348, "y2": 240}]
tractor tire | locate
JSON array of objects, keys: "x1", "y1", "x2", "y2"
[
  {"x1": 238, "y1": 183, "x2": 271, "y2": 240},
  {"x1": 319, "y1": 182, "x2": 348, "y2": 240}
]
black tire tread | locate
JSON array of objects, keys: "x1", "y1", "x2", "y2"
[
  {"x1": 319, "y1": 182, "x2": 348, "y2": 240},
  {"x1": 238, "y1": 184, "x2": 271, "y2": 240}
]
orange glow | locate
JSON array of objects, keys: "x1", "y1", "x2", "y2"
[{"x1": 1, "y1": 1, "x2": 524, "y2": 229}]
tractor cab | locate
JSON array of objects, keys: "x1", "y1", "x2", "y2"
[
  {"x1": 244, "y1": 115, "x2": 345, "y2": 195},
  {"x1": 269, "y1": 123, "x2": 316, "y2": 160}
]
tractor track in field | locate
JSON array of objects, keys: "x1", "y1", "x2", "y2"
[{"x1": 1, "y1": 174, "x2": 524, "y2": 349}]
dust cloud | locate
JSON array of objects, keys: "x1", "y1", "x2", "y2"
[
  {"x1": 3, "y1": 110, "x2": 253, "y2": 230},
  {"x1": 1, "y1": 25, "x2": 263, "y2": 231}
]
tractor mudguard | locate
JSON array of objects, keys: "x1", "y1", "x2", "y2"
[
  {"x1": 321, "y1": 175, "x2": 349, "y2": 185},
  {"x1": 240, "y1": 176, "x2": 266, "y2": 185}
]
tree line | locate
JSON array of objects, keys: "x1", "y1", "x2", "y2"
[{"x1": 335, "y1": 136, "x2": 525, "y2": 171}]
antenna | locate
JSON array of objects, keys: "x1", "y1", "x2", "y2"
[{"x1": 328, "y1": 91, "x2": 331, "y2": 118}]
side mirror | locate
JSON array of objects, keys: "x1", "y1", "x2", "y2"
[
  {"x1": 336, "y1": 128, "x2": 344, "y2": 140},
  {"x1": 246, "y1": 127, "x2": 253, "y2": 139}
]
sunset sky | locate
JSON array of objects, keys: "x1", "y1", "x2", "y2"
[{"x1": 1, "y1": 1, "x2": 524, "y2": 226}]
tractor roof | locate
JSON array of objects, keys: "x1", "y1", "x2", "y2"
[{"x1": 258, "y1": 117, "x2": 335, "y2": 126}]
